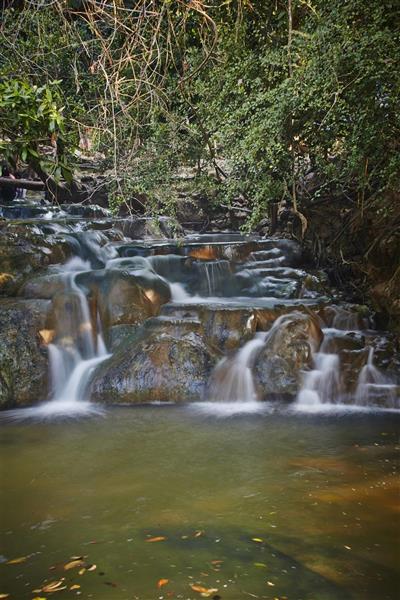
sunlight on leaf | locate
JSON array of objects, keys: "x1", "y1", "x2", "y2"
[
  {"x1": 251, "y1": 537, "x2": 264, "y2": 543},
  {"x1": 42, "y1": 580, "x2": 67, "y2": 593},
  {"x1": 157, "y1": 578, "x2": 169, "y2": 588},
  {"x1": 190, "y1": 584, "x2": 219, "y2": 597},
  {"x1": 146, "y1": 536, "x2": 167, "y2": 542},
  {"x1": 64, "y1": 560, "x2": 85, "y2": 571},
  {"x1": 6, "y1": 556, "x2": 28, "y2": 564}
]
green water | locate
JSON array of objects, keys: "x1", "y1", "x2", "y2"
[{"x1": 0, "y1": 406, "x2": 399, "y2": 600}]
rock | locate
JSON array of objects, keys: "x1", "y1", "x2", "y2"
[
  {"x1": 114, "y1": 216, "x2": 183, "y2": 240},
  {"x1": 76, "y1": 265, "x2": 171, "y2": 334},
  {"x1": 0, "y1": 221, "x2": 71, "y2": 295},
  {"x1": 60, "y1": 203, "x2": 112, "y2": 219},
  {"x1": 254, "y1": 311, "x2": 323, "y2": 398},
  {"x1": 0, "y1": 299, "x2": 50, "y2": 408},
  {"x1": 90, "y1": 318, "x2": 217, "y2": 404}
]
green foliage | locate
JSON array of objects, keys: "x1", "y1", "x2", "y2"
[
  {"x1": 0, "y1": 78, "x2": 74, "y2": 181},
  {"x1": 0, "y1": 0, "x2": 399, "y2": 219}
]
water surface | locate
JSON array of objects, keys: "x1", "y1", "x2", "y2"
[{"x1": 0, "y1": 407, "x2": 399, "y2": 599}]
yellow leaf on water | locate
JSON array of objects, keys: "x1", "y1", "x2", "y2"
[
  {"x1": 87, "y1": 564, "x2": 97, "y2": 571},
  {"x1": 6, "y1": 556, "x2": 27, "y2": 564},
  {"x1": 78, "y1": 568, "x2": 86, "y2": 575},
  {"x1": 157, "y1": 579, "x2": 169, "y2": 588},
  {"x1": 190, "y1": 584, "x2": 219, "y2": 597},
  {"x1": 344, "y1": 545, "x2": 352, "y2": 550},
  {"x1": 251, "y1": 537, "x2": 264, "y2": 543},
  {"x1": 0, "y1": 594, "x2": 10, "y2": 599},
  {"x1": 267, "y1": 580, "x2": 275, "y2": 586},
  {"x1": 194, "y1": 530, "x2": 204, "y2": 538},
  {"x1": 64, "y1": 560, "x2": 85, "y2": 571},
  {"x1": 42, "y1": 580, "x2": 66, "y2": 593},
  {"x1": 70, "y1": 584, "x2": 81, "y2": 590},
  {"x1": 146, "y1": 536, "x2": 167, "y2": 543}
]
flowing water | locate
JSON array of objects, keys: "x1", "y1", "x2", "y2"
[{"x1": 0, "y1": 203, "x2": 399, "y2": 598}]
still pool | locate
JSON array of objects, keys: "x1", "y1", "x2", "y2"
[{"x1": 0, "y1": 405, "x2": 399, "y2": 600}]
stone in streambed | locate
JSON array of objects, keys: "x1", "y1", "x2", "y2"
[
  {"x1": 90, "y1": 318, "x2": 217, "y2": 404},
  {"x1": 254, "y1": 311, "x2": 323, "y2": 398},
  {"x1": 0, "y1": 299, "x2": 51, "y2": 408}
]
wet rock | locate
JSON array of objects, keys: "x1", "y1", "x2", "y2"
[
  {"x1": 255, "y1": 312, "x2": 323, "y2": 398},
  {"x1": 0, "y1": 299, "x2": 50, "y2": 408},
  {"x1": 60, "y1": 203, "x2": 112, "y2": 219},
  {"x1": 19, "y1": 272, "x2": 66, "y2": 299},
  {"x1": 161, "y1": 303, "x2": 254, "y2": 352},
  {"x1": 75, "y1": 266, "x2": 171, "y2": 335},
  {"x1": 0, "y1": 222, "x2": 71, "y2": 295},
  {"x1": 90, "y1": 319, "x2": 217, "y2": 403},
  {"x1": 115, "y1": 216, "x2": 183, "y2": 240}
]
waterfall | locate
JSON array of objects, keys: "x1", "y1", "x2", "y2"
[
  {"x1": 355, "y1": 348, "x2": 397, "y2": 408},
  {"x1": 41, "y1": 257, "x2": 110, "y2": 416},
  {"x1": 208, "y1": 314, "x2": 299, "y2": 403},
  {"x1": 209, "y1": 333, "x2": 267, "y2": 402},
  {"x1": 197, "y1": 260, "x2": 231, "y2": 296},
  {"x1": 296, "y1": 353, "x2": 341, "y2": 406}
]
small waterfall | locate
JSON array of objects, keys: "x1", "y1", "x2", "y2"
[
  {"x1": 197, "y1": 260, "x2": 231, "y2": 295},
  {"x1": 42, "y1": 257, "x2": 110, "y2": 416},
  {"x1": 355, "y1": 348, "x2": 397, "y2": 408},
  {"x1": 209, "y1": 333, "x2": 267, "y2": 402},
  {"x1": 296, "y1": 353, "x2": 341, "y2": 407},
  {"x1": 209, "y1": 314, "x2": 300, "y2": 403}
]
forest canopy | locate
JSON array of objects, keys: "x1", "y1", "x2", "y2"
[{"x1": 0, "y1": 0, "x2": 399, "y2": 222}]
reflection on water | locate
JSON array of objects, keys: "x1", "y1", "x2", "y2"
[{"x1": 0, "y1": 407, "x2": 399, "y2": 599}]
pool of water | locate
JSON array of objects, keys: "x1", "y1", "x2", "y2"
[{"x1": 0, "y1": 406, "x2": 399, "y2": 600}]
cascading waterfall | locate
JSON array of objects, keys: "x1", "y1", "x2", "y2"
[
  {"x1": 209, "y1": 314, "x2": 299, "y2": 404},
  {"x1": 355, "y1": 347, "x2": 397, "y2": 408},
  {"x1": 296, "y1": 353, "x2": 341, "y2": 406},
  {"x1": 209, "y1": 332, "x2": 267, "y2": 402},
  {"x1": 42, "y1": 257, "x2": 110, "y2": 415},
  {"x1": 198, "y1": 260, "x2": 231, "y2": 296}
]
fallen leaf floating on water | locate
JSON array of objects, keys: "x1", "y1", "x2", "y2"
[
  {"x1": 6, "y1": 556, "x2": 28, "y2": 564},
  {"x1": 344, "y1": 545, "x2": 352, "y2": 550},
  {"x1": 42, "y1": 580, "x2": 67, "y2": 593},
  {"x1": 157, "y1": 579, "x2": 169, "y2": 588},
  {"x1": 190, "y1": 584, "x2": 219, "y2": 597},
  {"x1": 64, "y1": 560, "x2": 85, "y2": 571},
  {"x1": 0, "y1": 594, "x2": 10, "y2": 599},
  {"x1": 194, "y1": 530, "x2": 204, "y2": 538},
  {"x1": 254, "y1": 562, "x2": 267, "y2": 568},
  {"x1": 146, "y1": 536, "x2": 167, "y2": 543},
  {"x1": 87, "y1": 564, "x2": 97, "y2": 571},
  {"x1": 266, "y1": 581, "x2": 275, "y2": 587},
  {"x1": 251, "y1": 538, "x2": 264, "y2": 543},
  {"x1": 78, "y1": 568, "x2": 86, "y2": 575},
  {"x1": 70, "y1": 585, "x2": 81, "y2": 590}
]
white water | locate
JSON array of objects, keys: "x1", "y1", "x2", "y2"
[
  {"x1": 32, "y1": 257, "x2": 110, "y2": 417},
  {"x1": 355, "y1": 347, "x2": 398, "y2": 408},
  {"x1": 296, "y1": 352, "x2": 341, "y2": 407},
  {"x1": 209, "y1": 332, "x2": 267, "y2": 402}
]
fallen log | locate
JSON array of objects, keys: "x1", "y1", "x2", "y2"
[{"x1": 0, "y1": 177, "x2": 45, "y2": 191}]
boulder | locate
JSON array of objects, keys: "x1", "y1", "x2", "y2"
[
  {"x1": 90, "y1": 319, "x2": 217, "y2": 404},
  {"x1": 254, "y1": 311, "x2": 323, "y2": 398},
  {"x1": 0, "y1": 221, "x2": 70, "y2": 295},
  {"x1": 0, "y1": 299, "x2": 50, "y2": 408}
]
